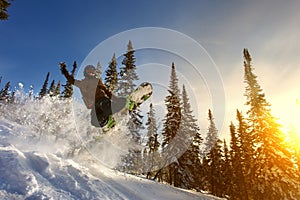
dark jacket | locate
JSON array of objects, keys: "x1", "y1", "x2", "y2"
[{"x1": 60, "y1": 65, "x2": 112, "y2": 109}]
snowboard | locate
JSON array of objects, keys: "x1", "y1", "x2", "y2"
[{"x1": 103, "y1": 82, "x2": 153, "y2": 130}]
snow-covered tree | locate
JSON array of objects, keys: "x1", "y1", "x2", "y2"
[
  {"x1": 203, "y1": 109, "x2": 218, "y2": 155},
  {"x1": 144, "y1": 103, "x2": 161, "y2": 179},
  {"x1": 95, "y1": 61, "x2": 102, "y2": 80},
  {"x1": 161, "y1": 63, "x2": 182, "y2": 186},
  {"x1": 162, "y1": 63, "x2": 181, "y2": 148},
  {"x1": 202, "y1": 109, "x2": 223, "y2": 197},
  {"x1": 117, "y1": 41, "x2": 143, "y2": 175},
  {"x1": 176, "y1": 85, "x2": 202, "y2": 189}
]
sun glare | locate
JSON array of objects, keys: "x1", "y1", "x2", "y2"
[{"x1": 279, "y1": 98, "x2": 300, "y2": 152}]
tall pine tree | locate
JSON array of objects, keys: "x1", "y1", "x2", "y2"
[
  {"x1": 228, "y1": 121, "x2": 248, "y2": 199},
  {"x1": 221, "y1": 139, "x2": 232, "y2": 197},
  {"x1": 117, "y1": 41, "x2": 143, "y2": 175},
  {"x1": 118, "y1": 40, "x2": 138, "y2": 96},
  {"x1": 202, "y1": 109, "x2": 223, "y2": 197},
  {"x1": 161, "y1": 63, "x2": 182, "y2": 186},
  {"x1": 104, "y1": 53, "x2": 118, "y2": 92},
  {"x1": 144, "y1": 103, "x2": 161, "y2": 179},
  {"x1": 243, "y1": 49, "x2": 299, "y2": 199},
  {"x1": 39, "y1": 72, "x2": 50, "y2": 98},
  {"x1": 235, "y1": 109, "x2": 254, "y2": 200},
  {"x1": 176, "y1": 85, "x2": 202, "y2": 189}
]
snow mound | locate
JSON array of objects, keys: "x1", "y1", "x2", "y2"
[{"x1": 0, "y1": 97, "x2": 222, "y2": 199}]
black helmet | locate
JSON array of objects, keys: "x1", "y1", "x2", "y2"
[{"x1": 84, "y1": 65, "x2": 96, "y2": 77}]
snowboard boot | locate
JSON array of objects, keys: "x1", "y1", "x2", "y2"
[
  {"x1": 126, "y1": 97, "x2": 137, "y2": 111},
  {"x1": 98, "y1": 117, "x2": 108, "y2": 127},
  {"x1": 106, "y1": 115, "x2": 116, "y2": 129},
  {"x1": 142, "y1": 94, "x2": 151, "y2": 101}
]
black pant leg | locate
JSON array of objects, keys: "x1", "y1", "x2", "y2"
[{"x1": 93, "y1": 98, "x2": 112, "y2": 127}]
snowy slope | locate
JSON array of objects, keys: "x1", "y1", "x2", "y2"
[{"x1": 0, "y1": 98, "x2": 222, "y2": 200}]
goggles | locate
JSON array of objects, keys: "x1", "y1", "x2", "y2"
[{"x1": 86, "y1": 69, "x2": 96, "y2": 75}]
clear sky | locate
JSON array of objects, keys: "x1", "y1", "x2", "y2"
[{"x1": 1, "y1": 0, "x2": 300, "y2": 136}]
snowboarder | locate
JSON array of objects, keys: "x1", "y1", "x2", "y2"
[{"x1": 59, "y1": 63, "x2": 126, "y2": 128}]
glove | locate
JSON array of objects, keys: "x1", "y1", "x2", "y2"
[{"x1": 59, "y1": 62, "x2": 66, "y2": 69}]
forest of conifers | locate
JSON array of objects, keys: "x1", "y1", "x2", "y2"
[{"x1": 1, "y1": 42, "x2": 299, "y2": 199}]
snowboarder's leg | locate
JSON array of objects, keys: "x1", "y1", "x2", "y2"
[
  {"x1": 94, "y1": 97, "x2": 114, "y2": 127},
  {"x1": 91, "y1": 105, "x2": 101, "y2": 127},
  {"x1": 96, "y1": 97, "x2": 126, "y2": 128}
]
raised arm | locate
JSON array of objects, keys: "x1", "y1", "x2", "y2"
[{"x1": 59, "y1": 62, "x2": 75, "y2": 85}]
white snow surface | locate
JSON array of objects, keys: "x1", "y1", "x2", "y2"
[{"x1": 0, "y1": 97, "x2": 222, "y2": 200}]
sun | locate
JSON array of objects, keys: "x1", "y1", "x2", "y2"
[{"x1": 279, "y1": 98, "x2": 300, "y2": 152}]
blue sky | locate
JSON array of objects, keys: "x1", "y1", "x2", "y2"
[
  {"x1": 1, "y1": 0, "x2": 300, "y2": 135},
  {"x1": 1, "y1": 0, "x2": 243, "y2": 88}
]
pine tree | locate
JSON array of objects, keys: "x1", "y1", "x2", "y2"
[
  {"x1": 104, "y1": 53, "x2": 118, "y2": 92},
  {"x1": 122, "y1": 110, "x2": 144, "y2": 175},
  {"x1": 39, "y1": 72, "x2": 50, "y2": 98},
  {"x1": 117, "y1": 41, "x2": 143, "y2": 174},
  {"x1": 176, "y1": 85, "x2": 202, "y2": 189},
  {"x1": 221, "y1": 139, "x2": 232, "y2": 197},
  {"x1": 95, "y1": 61, "x2": 102, "y2": 80},
  {"x1": 119, "y1": 42, "x2": 141, "y2": 137},
  {"x1": 0, "y1": 0, "x2": 12, "y2": 20},
  {"x1": 243, "y1": 49, "x2": 299, "y2": 199},
  {"x1": 48, "y1": 80, "x2": 56, "y2": 96},
  {"x1": 0, "y1": 81, "x2": 10, "y2": 101},
  {"x1": 228, "y1": 121, "x2": 248, "y2": 199},
  {"x1": 118, "y1": 40, "x2": 139, "y2": 96},
  {"x1": 202, "y1": 109, "x2": 223, "y2": 197},
  {"x1": 62, "y1": 61, "x2": 77, "y2": 98},
  {"x1": 162, "y1": 63, "x2": 181, "y2": 148},
  {"x1": 54, "y1": 81, "x2": 61, "y2": 96},
  {"x1": 161, "y1": 63, "x2": 182, "y2": 186},
  {"x1": 144, "y1": 103, "x2": 161, "y2": 179},
  {"x1": 203, "y1": 109, "x2": 218, "y2": 155},
  {"x1": 235, "y1": 109, "x2": 255, "y2": 200}
]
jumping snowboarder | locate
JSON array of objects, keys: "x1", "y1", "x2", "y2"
[{"x1": 59, "y1": 63, "x2": 126, "y2": 128}]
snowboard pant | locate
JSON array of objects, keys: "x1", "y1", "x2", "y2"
[{"x1": 90, "y1": 97, "x2": 126, "y2": 127}]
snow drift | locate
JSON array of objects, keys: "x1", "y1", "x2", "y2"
[{"x1": 0, "y1": 96, "x2": 221, "y2": 199}]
